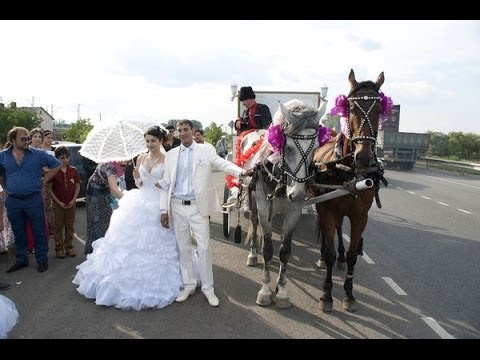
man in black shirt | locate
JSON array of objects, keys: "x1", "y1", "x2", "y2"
[{"x1": 234, "y1": 86, "x2": 272, "y2": 133}]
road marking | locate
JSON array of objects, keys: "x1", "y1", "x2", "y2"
[
  {"x1": 115, "y1": 324, "x2": 144, "y2": 339},
  {"x1": 421, "y1": 317, "x2": 455, "y2": 339},
  {"x1": 457, "y1": 208, "x2": 471, "y2": 214},
  {"x1": 395, "y1": 186, "x2": 403, "y2": 190},
  {"x1": 342, "y1": 235, "x2": 375, "y2": 264},
  {"x1": 382, "y1": 277, "x2": 407, "y2": 295},
  {"x1": 421, "y1": 196, "x2": 431, "y2": 200},
  {"x1": 424, "y1": 175, "x2": 480, "y2": 190},
  {"x1": 407, "y1": 191, "x2": 416, "y2": 194},
  {"x1": 74, "y1": 233, "x2": 85, "y2": 245},
  {"x1": 361, "y1": 253, "x2": 375, "y2": 264},
  {"x1": 437, "y1": 202, "x2": 449, "y2": 206}
]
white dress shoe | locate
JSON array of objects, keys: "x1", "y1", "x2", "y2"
[
  {"x1": 204, "y1": 292, "x2": 219, "y2": 307},
  {"x1": 176, "y1": 287, "x2": 196, "y2": 303}
]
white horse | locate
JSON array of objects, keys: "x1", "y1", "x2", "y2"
[{"x1": 243, "y1": 98, "x2": 327, "y2": 308}]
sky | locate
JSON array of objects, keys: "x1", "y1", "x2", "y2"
[{"x1": 1, "y1": 20, "x2": 479, "y2": 134}]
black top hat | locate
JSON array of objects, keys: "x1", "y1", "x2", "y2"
[{"x1": 238, "y1": 86, "x2": 256, "y2": 101}]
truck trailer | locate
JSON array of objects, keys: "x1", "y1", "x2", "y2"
[{"x1": 376, "y1": 105, "x2": 430, "y2": 170}]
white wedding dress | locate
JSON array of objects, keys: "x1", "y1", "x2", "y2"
[
  {"x1": 0, "y1": 295, "x2": 19, "y2": 339},
  {"x1": 73, "y1": 163, "x2": 190, "y2": 310}
]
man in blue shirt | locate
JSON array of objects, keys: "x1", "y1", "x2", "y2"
[{"x1": 0, "y1": 127, "x2": 61, "y2": 273}]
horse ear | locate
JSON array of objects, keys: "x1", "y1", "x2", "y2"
[
  {"x1": 376, "y1": 72, "x2": 385, "y2": 89},
  {"x1": 279, "y1": 101, "x2": 291, "y2": 123},
  {"x1": 348, "y1": 69, "x2": 358, "y2": 88}
]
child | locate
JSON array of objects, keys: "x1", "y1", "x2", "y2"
[{"x1": 46, "y1": 146, "x2": 81, "y2": 258}]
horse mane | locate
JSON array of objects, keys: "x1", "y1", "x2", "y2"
[
  {"x1": 273, "y1": 99, "x2": 319, "y2": 135},
  {"x1": 347, "y1": 81, "x2": 379, "y2": 97},
  {"x1": 257, "y1": 99, "x2": 319, "y2": 163}
]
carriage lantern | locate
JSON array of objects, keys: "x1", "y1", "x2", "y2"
[
  {"x1": 230, "y1": 82, "x2": 238, "y2": 101},
  {"x1": 321, "y1": 83, "x2": 328, "y2": 101}
]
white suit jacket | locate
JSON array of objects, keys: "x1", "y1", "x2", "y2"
[{"x1": 160, "y1": 142, "x2": 243, "y2": 217}]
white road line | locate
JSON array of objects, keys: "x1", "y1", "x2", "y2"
[
  {"x1": 457, "y1": 208, "x2": 471, "y2": 214},
  {"x1": 362, "y1": 253, "x2": 375, "y2": 264},
  {"x1": 74, "y1": 233, "x2": 85, "y2": 245},
  {"x1": 342, "y1": 235, "x2": 374, "y2": 264},
  {"x1": 382, "y1": 277, "x2": 407, "y2": 295},
  {"x1": 407, "y1": 191, "x2": 416, "y2": 194},
  {"x1": 421, "y1": 317, "x2": 455, "y2": 339},
  {"x1": 424, "y1": 175, "x2": 480, "y2": 190},
  {"x1": 395, "y1": 186, "x2": 403, "y2": 190},
  {"x1": 421, "y1": 196, "x2": 431, "y2": 200},
  {"x1": 437, "y1": 201, "x2": 449, "y2": 206}
]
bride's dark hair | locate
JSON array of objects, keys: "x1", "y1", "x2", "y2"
[{"x1": 144, "y1": 126, "x2": 167, "y2": 140}]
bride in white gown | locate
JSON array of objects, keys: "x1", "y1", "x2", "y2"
[
  {"x1": 73, "y1": 126, "x2": 195, "y2": 310},
  {"x1": 0, "y1": 294, "x2": 18, "y2": 339}
]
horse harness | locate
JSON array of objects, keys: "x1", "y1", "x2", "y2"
[{"x1": 344, "y1": 89, "x2": 382, "y2": 148}]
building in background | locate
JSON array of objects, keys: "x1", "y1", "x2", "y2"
[{"x1": 19, "y1": 105, "x2": 55, "y2": 131}]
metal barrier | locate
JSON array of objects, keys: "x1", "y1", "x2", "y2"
[{"x1": 422, "y1": 157, "x2": 480, "y2": 171}]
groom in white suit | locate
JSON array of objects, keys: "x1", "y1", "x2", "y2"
[{"x1": 160, "y1": 120, "x2": 252, "y2": 307}]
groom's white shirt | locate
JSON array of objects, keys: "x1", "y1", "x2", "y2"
[{"x1": 160, "y1": 142, "x2": 243, "y2": 216}]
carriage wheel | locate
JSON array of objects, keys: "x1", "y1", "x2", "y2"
[{"x1": 223, "y1": 184, "x2": 231, "y2": 237}]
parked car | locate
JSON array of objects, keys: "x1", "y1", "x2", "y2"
[{"x1": 52, "y1": 141, "x2": 88, "y2": 199}]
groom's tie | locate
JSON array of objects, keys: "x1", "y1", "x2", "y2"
[{"x1": 182, "y1": 147, "x2": 192, "y2": 195}]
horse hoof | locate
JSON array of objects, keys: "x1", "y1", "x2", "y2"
[
  {"x1": 343, "y1": 298, "x2": 357, "y2": 312},
  {"x1": 256, "y1": 293, "x2": 272, "y2": 307},
  {"x1": 246, "y1": 255, "x2": 258, "y2": 267},
  {"x1": 336, "y1": 261, "x2": 346, "y2": 270},
  {"x1": 321, "y1": 300, "x2": 333, "y2": 313},
  {"x1": 275, "y1": 296, "x2": 292, "y2": 309}
]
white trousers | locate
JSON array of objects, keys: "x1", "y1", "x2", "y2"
[{"x1": 171, "y1": 201, "x2": 214, "y2": 294}]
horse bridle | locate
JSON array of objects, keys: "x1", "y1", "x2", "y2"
[
  {"x1": 279, "y1": 128, "x2": 318, "y2": 183},
  {"x1": 345, "y1": 91, "x2": 381, "y2": 147}
]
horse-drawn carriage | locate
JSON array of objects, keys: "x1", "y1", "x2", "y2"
[
  {"x1": 221, "y1": 70, "x2": 392, "y2": 312},
  {"x1": 222, "y1": 90, "x2": 328, "y2": 239}
]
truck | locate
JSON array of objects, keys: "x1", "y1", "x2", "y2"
[{"x1": 376, "y1": 105, "x2": 430, "y2": 170}]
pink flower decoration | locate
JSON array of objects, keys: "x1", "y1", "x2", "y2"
[
  {"x1": 330, "y1": 94, "x2": 348, "y2": 117},
  {"x1": 267, "y1": 124, "x2": 285, "y2": 153},
  {"x1": 317, "y1": 126, "x2": 331, "y2": 146},
  {"x1": 380, "y1": 91, "x2": 393, "y2": 118},
  {"x1": 379, "y1": 91, "x2": 393, "y2": 131}
]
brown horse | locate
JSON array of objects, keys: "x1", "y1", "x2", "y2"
[{"x1": 312, "y1": 69, "x2": 388, "y2": 312}]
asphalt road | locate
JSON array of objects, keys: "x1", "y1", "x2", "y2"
[{"x1": 1, "y1": 166, "x2": 479, "y2": 339}]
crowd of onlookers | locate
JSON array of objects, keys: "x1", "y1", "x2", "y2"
[
  {"x1": 0, "y1": 122, "x2": 231, "y2": 338},
  {"x1": 0, "y1": 125, "x2": 227, "y2": 262}
]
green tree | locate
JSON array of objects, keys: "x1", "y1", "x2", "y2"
[
  {"x1": 204, "y1": 122, "x2": 223, "y2": 146},
  {"x1": 461, "y1": 132, "x2": 480, "y2": 161},
  {"x1": 63, "y1": 118, "x2": 94, "y2": 143},
  {"x1": 0, "y1": 106, "x2": 42, "y2": 145},
  {"x1": 428, "y1": 131, "x2": 449, "y2": 157},
  {"x1": 448, "y1": 132, "x2": 465, "y2": 160}
]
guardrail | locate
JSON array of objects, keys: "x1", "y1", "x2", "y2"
[{"x1": 422, "y1": 157, "x2": 480, "y2": 172}]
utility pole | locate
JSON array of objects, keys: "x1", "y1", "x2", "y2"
[
  {"x1": 99, "y1": 112, "x2": 102, "y2": 122},
  {"x1": 77, "y1": 104, "x2": 81, "y2": 120}
]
